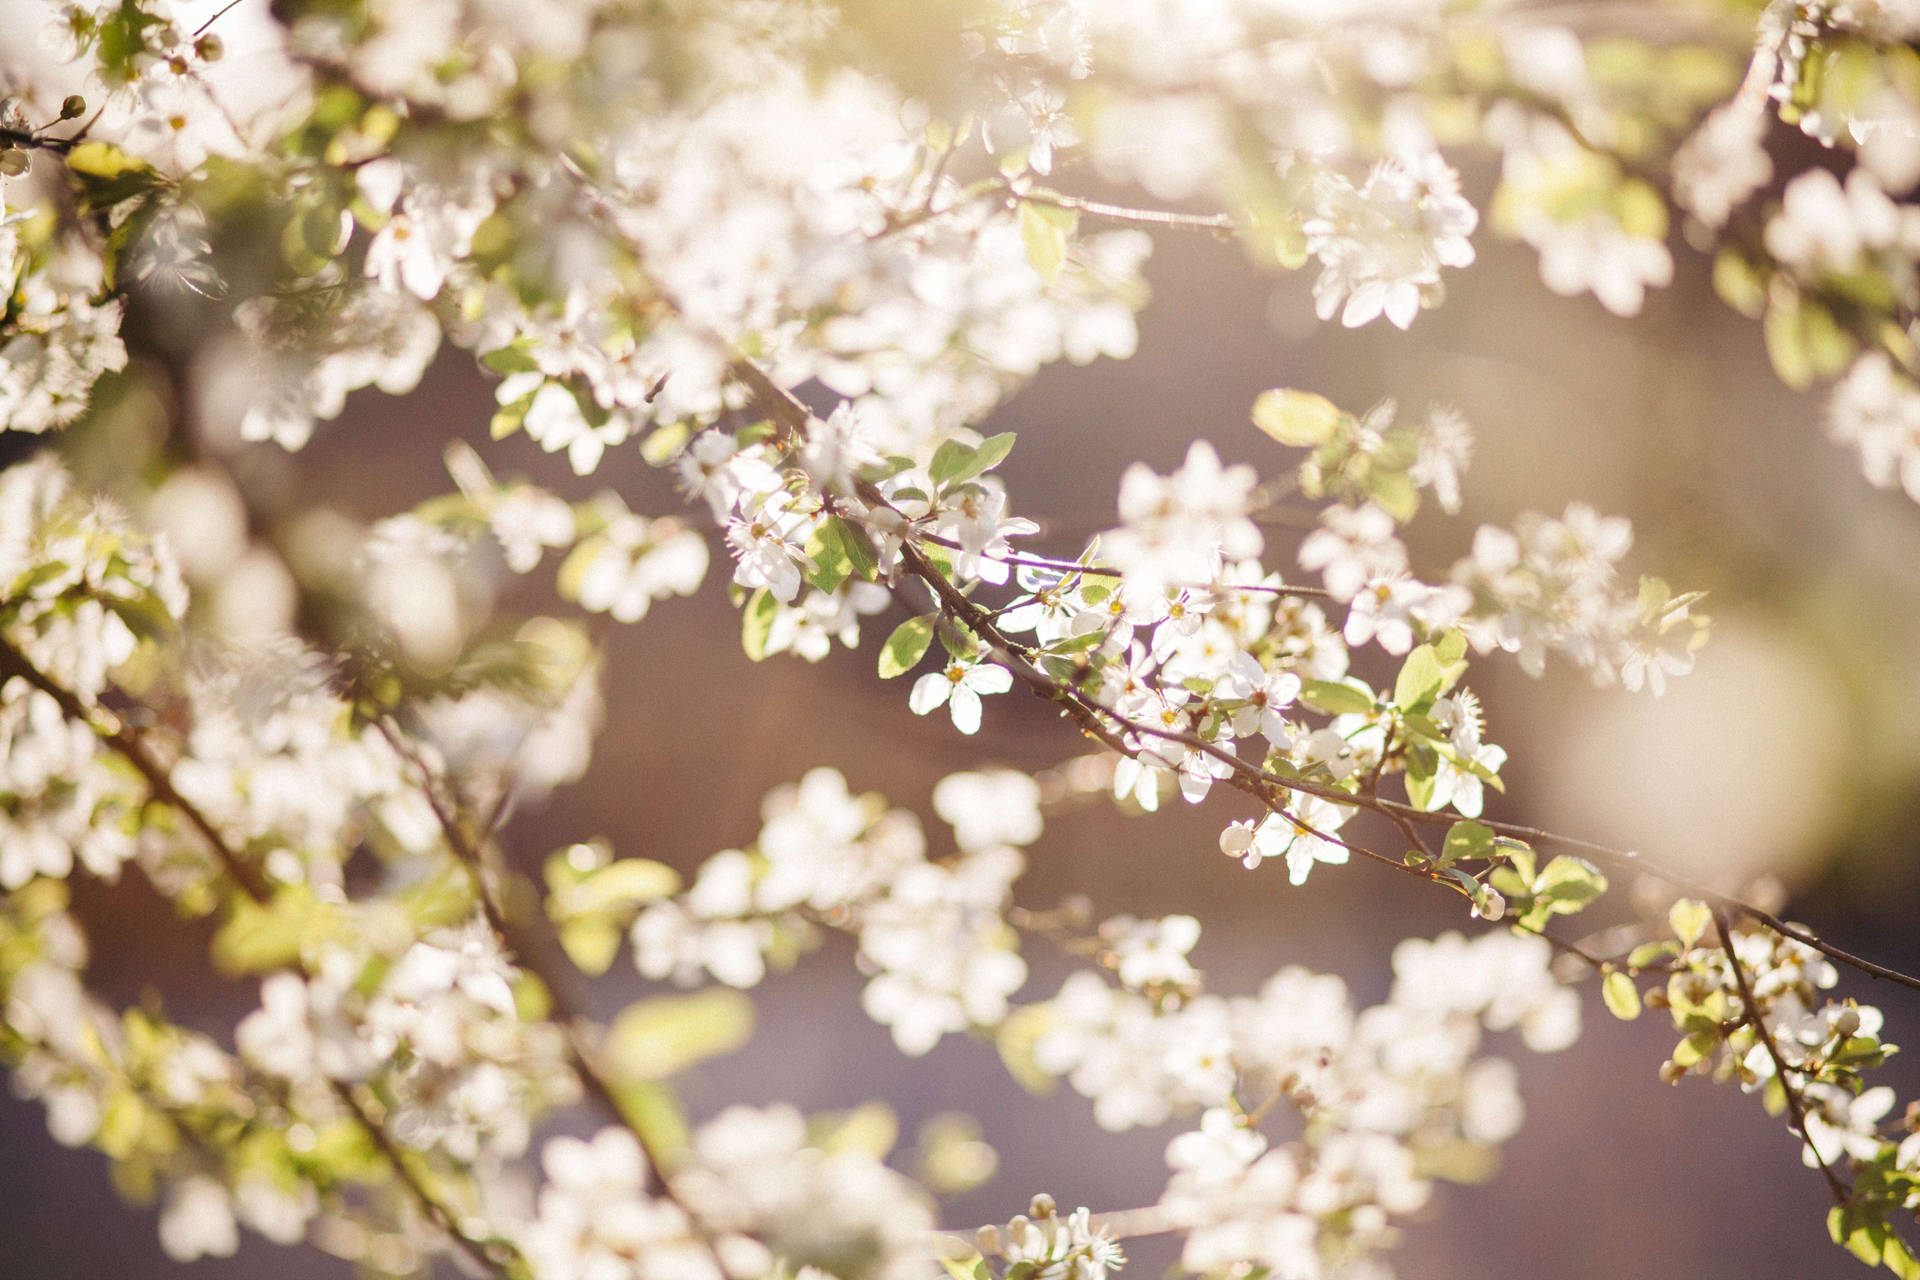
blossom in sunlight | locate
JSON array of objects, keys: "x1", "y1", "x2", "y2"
[
  {"x1": 1105, "y1": 441, "x2": 1262, "y2": 596},
  {"x1": 1305, "y1": 152, "x2": 1477, "y2": 329},
  {"x1": 909, "y1": 655, "x2": 1015, "y2": 734}
]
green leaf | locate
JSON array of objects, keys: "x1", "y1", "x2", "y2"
[
  {"x1": 994, "y1": 1003, "x2": 1058, "y2": 1096},
  {"x1": 549, "y1": 857, "x2": 682, "y2": 927},
  {"x1": 559, "y1": 918, "x2": 623, "y2": 976},
  {"x1": 212, "y1": 886, "x2": 329, "y2": 976},
  {"x1": 1252, "y1": 389, "x2": 1346, "y2": 447},
  {"x1": 741, "y1": 588, "x2": 779, "y2": 662},
  {"x1": 1393, "y1": 643, "x2": 1447, "y2": 708},
  {"x1": 1367, "y1": 468, "x2": 1420, "y2": 524},
  {"x1": 1764, "y1": 289, "x2": 1855, "y2": 391},
  {"x1": 65, "y1": 140, "x2": 155, "y2": 181},
  {"x1": 490, "y1": 394, "x2": 531, "y2": 441},
  {"x1": 605, "y1": 989, "x2": 755, "y2": 1080},
  {"x1": 804, "y1": 524, "x2": 852, "y2": 595},
  {"x1": 480, "y1": 345, "x2": 541, "y2": 376},
  {"x1": 809, "y1": 1101, "x2": 897, "y2": 1159},
  {"x1": 1532, "y1": 855, "x2": 1609, "y2": 915},
  {"x1": 1883, "y1": 1230, "x2": 1920, "y2": 1280},
  {"x1": 968, "y1": 432, "x2": 1017, "y2": 477},
  {"x1": 1603, "y1": 970, "x2": 1642, "y2": 1021},
  {"x1": 1844, "y1": 1216, "x2": 1889, "y2": 1267},
  {"x1": 879, "y1": 615, "x2": 936, "y2": 678},
  {"x1": 1018, "y1": 200, "x2": 1076, "y2": 285},
  {"x1": 106, "y1": 590, "x2": 178, "y2": 647},
  {"x1": 1627, "y1": 940, "x2": 1678, "y2": 970},
  {"x1": 1497, "y1": 838, "x2": 1537, "y2": 886},
  {"x1": 832, "y1": 516, "x2": 880, "y2": 582},
  {"x1": 586, "y1": 858, "x2": 680, "y2": 905},
  {"x1": 1668, "y1": 898, "x2": 1711, "y2": 948},
  {"x1": 1712, "y1": 250, "x2": 1767, "y2": 318},
  {"x1": 931, "y1": 433, "x2": 1016, "y2": 489},
  {"x1": 609, "y1": 1078, "x2": 690, "y2": 1165},
  {"x1": 929, "y1": 440, "x2": 978, "y2": 489},
  {"x1": 1439, "y1": 820, "x2": 1494, "y2": 869},
  {"x1": 1299, "y1": 678, "x2": 1375, "y2": 715}
]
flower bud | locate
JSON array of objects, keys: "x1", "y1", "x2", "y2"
[
  {"x1": 1029, "y1": 1193, "x2": 1056, "y2": 1219},
  {"x1": 975, "y1": 1226, "x2": 1001, "y2": 1258},
  {"x1": 1659, "y1": 1060, "x2": 1685, "y2": 1085},
  {"x1": 195, "y1": 33, "x2": 224, "y2": 62},
  {"x1": 60, "y1": 95, "x2": 86, "y2": 120},
  {"x1": 1832, "y1": 1007, "x2": 1861, "y2": 1039}
]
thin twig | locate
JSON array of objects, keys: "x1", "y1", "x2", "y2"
[
  {"x1": 715, "y1": 351, "x2": 1920, "y2": 1004},
  {"x1": 0, "y1": 635, "x2": 272, "y2": 902},
  {"x1": 0, "y1": 635, "x2": 516, "y2": 1276},
  {"x1": 1713, "y1": 907, "x2": 1851, "y2": 1207},
  {"x1": 914, "y1": 532, "x2": 1333, "y2": 599}
]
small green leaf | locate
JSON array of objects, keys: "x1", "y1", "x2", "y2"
[
  {"x1": 609, "y1": 1078, "x2": 690, "y2": 1165},
  {"x1": 66, "y1": 140, "x2": 154, "y2": 181},
  {"x1": 1393, "y1": 643, "x2": 1447, "y2": 709},
  {"x1": 1299, "y1": 678, "x2": 1375, "y2": 715},
  {"x1": 559, "y1": 918, "x2": 623, "y2": 976},
  {"x1": 1668, "y1": 898, "x2": 1711, "y2": 948},
  {"x1": 804, "y1": 523, "x2": 852, "y2": 594},
  {"x1": 930, "y1": 432, "x2": 1016, "y2": 489},
  {"x1": 968, "y1": 432, "x2": 1016, "y2": 476},
  {"x1": 1883, "y1": 1230, "x2": 1920, "y2": 1280},
  {"x1": 1603, "y1": 970, "x2": 1642, "y2": 1021},
  {"x1": 809, "y1": 1101, "x2": 897, "y2": 1159},
  {"x1": 1497, "y1": 838, "x2": 1537, "y2": 886},
  {"x1": 741, "y1": 588, "x2": 779, "y2": 661},
  {"x1": 879, "y1": 615, "x2": 935, "y2": 678},
  {"x1": 1627, "y1": 940, "x2": 1678, "y2": 970},
  {"x1": 929, "y1": 440, "x2": 978, "y2": 489},
  {"x1": 994, "y1": 1003, "x2": 1058, "y2": 1096},
  {"x1": 1018, "y1": 200, "x2": 1075, "y2": 285},
  {"x1": 212, "y1": 885, "x2": 329, "y2": 976},
  {"x1": 605, "y1": 989, "x2": 755, "y2": 1080},
  {"x1": 1713, "y1": 250, "x2": 1768, "y2": 318},
  {"x1": 1252, "y1": 389, "x2": 1346, "y2": 447},
  {"x1": 831, "y1": 516, "x2": 880, "y2": 582},
  {"x1": 1532, "y1": 855, "x2": 1609, "y2": 915},
  {"x1": 556, "y1": 859, "x2": 681, "y2": 918},
  {"x1": 1440, "y1": 819, "x2": 1495, "y2": 868}
]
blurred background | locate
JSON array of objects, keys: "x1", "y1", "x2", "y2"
[{"x1": 5, "y1": 87, "x2": 1920, "y2": 1280}]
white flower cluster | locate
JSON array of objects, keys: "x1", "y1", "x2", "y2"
[
  {"x1": 1305, "y1": 153, "x2": 1478, "y2": 330},
  {"x1": 522, "y1": 1106, "x2": 937, "y2": 1280},
  {"x1": 0, "y1": 218, "x2": 126, "y2": 436},
  {"x1": 1828, "y1": 351, "x2": 1920, "y2": 503},
  {"x1": 1448, "y1": 504, "x2": 1705, "y2": 692},
  {"x1": 237, "y1": 921, "x2": 579, "y2": 1162},
  {"x1": 1026, "y1": 928, "x2": 1575, "y2": 1277},
  {"x1": 633, "y1": 767, "x2": 1037, "y2": 1055}
]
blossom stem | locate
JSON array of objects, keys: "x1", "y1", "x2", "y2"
[
  {"x1": 717, "y1": 350, "x2": 1920, "y2": 1009},
  {"x1": 1712, "y1": 907, "x2": 1852, "y2": 1207}
]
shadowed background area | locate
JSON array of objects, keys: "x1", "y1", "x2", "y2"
[{"x1": 4, "y1": 149, "x2": 1920, "y2": 1280}]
